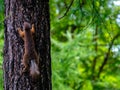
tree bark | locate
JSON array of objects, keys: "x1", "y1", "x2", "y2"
[{"x1": 3, "y1": 0, "x2": 51, "y2": 90}]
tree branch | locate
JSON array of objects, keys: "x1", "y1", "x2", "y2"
[
  {"x1": 97, "y1": 33, "x2": 120, "y2": 77},
  {"x1": 59, "y1": 0, "x2": 74, "y2": 19},
  {"x1": 92, "y1": 25, "x2": 98, "y2": 79}
]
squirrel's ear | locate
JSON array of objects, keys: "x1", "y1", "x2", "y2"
[
  {"x1": 18, "y1": 28, "x2": 25, "y2": 39},
  {"x1": 31, "y1": 24, "x2": 35, "y2": 34}
]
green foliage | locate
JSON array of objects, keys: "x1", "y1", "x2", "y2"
[
  {"x1": 50, "y1": 0, "x2": 120, "y2": 90},
  {"x1": 52, "y1": 31, "x2": 120, "y2": 90},
  {"x1": 0, "y1": 0, "x2": 4, "y2": 89}
]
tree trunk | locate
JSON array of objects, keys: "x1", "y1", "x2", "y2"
[{"x1": 3, "y1": 0, "x2": 51, "y2": 90}]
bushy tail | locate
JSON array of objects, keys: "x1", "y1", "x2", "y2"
[{"x1": 30, "y1": 60, "x2": 40, "y2": 79}]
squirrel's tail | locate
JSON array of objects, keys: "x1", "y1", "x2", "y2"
[{"x1": 30, "y1": 60, "x2": 40, "y2": 79}]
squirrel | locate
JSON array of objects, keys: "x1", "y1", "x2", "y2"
[{"x1": 18, "y1": 22, "x2": 40, "y2": 79}]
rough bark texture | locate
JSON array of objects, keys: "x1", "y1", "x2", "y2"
[{"x1": 3, "y1": 0, "x2": 51, "y2": 90}]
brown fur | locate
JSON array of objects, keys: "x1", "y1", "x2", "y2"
[{"x1": 18, "y1": 22, "x2": 40, "y2": 79}]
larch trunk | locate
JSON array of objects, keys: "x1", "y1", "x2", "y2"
[{"x1": 3, "y1": 0, "x2": 51, "y2": 90}]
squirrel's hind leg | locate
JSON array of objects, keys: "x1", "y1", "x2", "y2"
[{"x1": 22, "y1": 54, "x2": 29, "y2": 72}]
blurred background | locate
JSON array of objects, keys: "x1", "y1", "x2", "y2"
[{"x1": 0, "y1": 0, "x2": 120, "y2": 90}]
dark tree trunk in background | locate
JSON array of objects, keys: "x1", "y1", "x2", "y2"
[{"x1": 3, "y1": 0, "x2": 51, "y2": 90}]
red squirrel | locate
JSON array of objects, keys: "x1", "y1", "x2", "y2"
[{"x1": 18, "y1": 22, "x2": 40, "y2": 79}]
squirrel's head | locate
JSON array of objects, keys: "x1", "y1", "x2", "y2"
[{"x1": 24, "y1": 22, "x2": 31, "y2": 31}]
